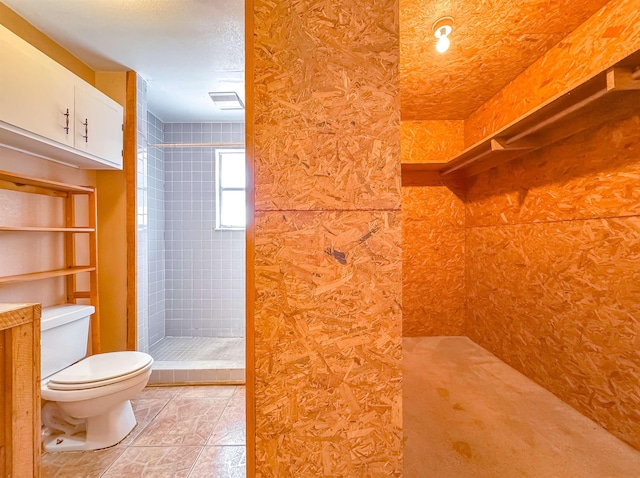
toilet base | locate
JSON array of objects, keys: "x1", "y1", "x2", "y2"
[{"x1": 43, "y1": 400, "x2": 137, "y2": 452}]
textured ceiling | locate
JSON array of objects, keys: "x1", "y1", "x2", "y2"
[
  {"x1": 400, "y1": 0, "x2": 611, "y2": 120},
  {"x1": 1, "y1": 0, "x2": 244, "y2": 122},
  {"x1": 2, "y1": 0, "x2": 611, "y2": 122}
]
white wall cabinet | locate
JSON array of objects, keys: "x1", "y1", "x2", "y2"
[
  {"x1": 74, "y1": 84, "x2": 124, "y2": 164},
  {"x1": 0, "y1": 25, "x2": 123, "y2": 170},
  {"x1": 0, "y1": 30, "x2": 76, "y2": 149}
]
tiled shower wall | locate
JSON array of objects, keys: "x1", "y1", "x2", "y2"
[
  {"x1": 164, "y1": 122, "x2": 245, "y2": 338},
  {"x1": 136, "y1": 76, "x2": 167, "y2": 352},
  {"x1": 136, "y1": 98, "x2": 246, "y2": 345},
  {"x1": 136, "y1": 75, "x2": 150, "y2": 353},
  {"x1": 147, "y1": 113, "x2": 166, "y2": 345}
]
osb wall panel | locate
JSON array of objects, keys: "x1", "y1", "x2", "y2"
[
  {"x1": 401, "y1": 179, "x2": 465, "y2": 226},
  {"x1": 466, "y1": 114, "x2": 640, "y2": 227},
  {"x1": 400, "y1": 0, "x2": 609, "y2": 120},
  {"x1": 466, "y1": 217, "x2": 640, "y2": 449},
  {"x1": 400, "y1": 120, "x2": 464, "y2": 163},
  {"x1": 401, "y1": 175, "x2": 465, "y2": 336},
  {"x1": 253, "y1": 0, "x2": 400, "y2": 211},
  {"x1": 402, "y1": 218, "x2": 465, "y2": 337},
  {"x1": 254, "y1": 211, "x2": 402, "y2": 477},
  {"x1": 251, "y1": 0, "x2": 402, "y2": 475},
  {"x1": 465, "y1": 113, "x2": 640, "y2": 449},
  {"x1": 465, "y1": 0, "x2": 640, "y2": 145}
]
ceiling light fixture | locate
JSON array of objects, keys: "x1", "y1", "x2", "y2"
[
  {"x1": 208, "y1": 91, "x2": 245, "y2": 110},
  {"x1": 433, "y1": 16, "x2": 454, "y2": 53}
]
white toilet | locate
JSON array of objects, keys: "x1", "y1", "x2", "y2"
[{"x1": 40, "y1": 304, "x2": 153, "y2": 452}]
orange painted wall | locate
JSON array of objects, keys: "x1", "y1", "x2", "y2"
[
  {"x1": 94, "y1": 72, "x2": 129, "y2": 352},
  {"x1": 0, "y1": 3, "x2": 94, "y2": 84}
]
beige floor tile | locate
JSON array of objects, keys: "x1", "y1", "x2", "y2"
[
  {"x1": 41, "y1": 386, "x2": 247, "y2": 477},
  {"x1": 42, "y1": 446, "x2": 125, "y2": 478},
  {"x1": 178, "y1": 385, "x2": 238, "y2": 399},
  {"x1": 102, "y1": 446, "x2": 201, "y2": 478},
  {"x1": 133, "y1": 398, "x2": 229, "y2": 446},
  {"x1": 208, "y1": 399, "x2": 245, "y2": 446},
  {"x1": 232, "y1": 386, "x2": 246, "y2": 399},
  {"x1": 188, "y1": 446, "x2": 246, "y2": 478},
  {"x1": 120, "y1": 398, "x2": 169, "y2": 446},
  {"x1": 137, "y1": 386, "x2": 182, "y2": 399}
]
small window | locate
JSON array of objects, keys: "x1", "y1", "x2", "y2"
[{"x1": 215, "y1": 149, "x2": 246, "y2": 230}]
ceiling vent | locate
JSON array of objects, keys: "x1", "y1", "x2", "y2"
[{"x1": 208, "y1": 91, "x2": 245, "y2": 110}]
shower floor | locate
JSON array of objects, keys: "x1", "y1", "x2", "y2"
[{"x1": 148, "y1": 336, "x2": 245, "y2": 385}]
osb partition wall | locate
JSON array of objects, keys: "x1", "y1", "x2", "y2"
[
  {"x1": 465, "y1": 114, "x2": 640, "y2": 449},
  {"x1": 400, "y1": 121, "x2": 464, "y2": 163},
  {"x1": 465, "y1": 0, "x2": 640, "y2": 145},
  {"x1": 402, "y1": 178, "x2": 465, "y2": 337},
  {"x1": 251, "y1": 0, "x2": 402, "y2": 475}
]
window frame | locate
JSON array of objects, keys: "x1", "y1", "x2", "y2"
[{"x1": 215, "y1": 148, "x2": 246, "y2": 230}]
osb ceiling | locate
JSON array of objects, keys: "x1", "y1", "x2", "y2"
[{"x1": 400, "y1": 0, "x2": 612, "y2": 120}]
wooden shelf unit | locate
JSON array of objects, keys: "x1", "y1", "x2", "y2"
[
  {"x1": 402, "y1": 52, "x2": 640, "y2": 178},
  {"x1": 0, "y1": 170, "x2": 100, "y2": 352}
]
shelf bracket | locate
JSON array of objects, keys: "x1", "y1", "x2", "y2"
[
  {"x1": 491, "y1": 138, "x2": 536, "y2": 151},
  {"x1": 606, "y1": 67, "x2": 640, "y2": 91}
]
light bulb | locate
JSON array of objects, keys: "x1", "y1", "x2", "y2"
[
  {"x1": 433, "y1": 17, "x2": 454, "y2": 54},
  {"x1": 436, "y1": 35, "x2": 450, "y2": 53}
]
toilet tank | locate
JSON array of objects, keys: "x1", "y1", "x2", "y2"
[{"x1": 41, "y1": 304, "x2": 95, "y2": 380}]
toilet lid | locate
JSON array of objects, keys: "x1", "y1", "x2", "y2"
[
  {"x1": 47, "y1": 351, "x2": 153, "y2": 389},
  {"x1": 46, "y1": 361, "x2": 153, "y2": 390}
]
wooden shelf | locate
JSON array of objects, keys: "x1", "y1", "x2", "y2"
[
  {"x1": 402, "y1": 52, "x2": 640, "y2": 178},
  {"x1": 0, "y1": 266, "x2": 95, "y2": 284},
  {"x1": 0, "y1": 169, "x2": 101, "y2": 352},
  {"x1": 0, "y1": 226, "x2": 94, "y2": 232},
  {"x1": 0, "y1": 169, "x2": 94, "y2": 197}
]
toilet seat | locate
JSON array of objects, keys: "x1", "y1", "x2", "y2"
[{"x1": 46, "y1": 351, "x2": 153, "y2": 391}]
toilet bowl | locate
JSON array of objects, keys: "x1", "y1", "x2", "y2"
[{"x1": 41, "y1": 305, "x2": 154, "y2": 452}]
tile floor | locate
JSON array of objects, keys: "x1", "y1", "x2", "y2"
[
  {"x1": 42, "y1": 385, "x2": 246, "y2": 478},
  {"x1": 148, "y1": 337, "x2": 245, "y2": 385}
]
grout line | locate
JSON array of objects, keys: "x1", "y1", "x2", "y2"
[
  {"x1": 186, "y1": 446, "x2": 207, "y2": 477},
  {"x1": 98, "y1": 445, "x2": 128, "y2": 477},
  {"x1": 185, "y1": 386, "x2": 237, "y2": 477}
]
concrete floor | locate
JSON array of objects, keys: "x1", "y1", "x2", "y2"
[{"x1": 403, "y1": 336, "x2": 640, "y2": 478}]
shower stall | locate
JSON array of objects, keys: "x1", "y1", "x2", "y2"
[{"x1": 136, "y1": 78, "x2": 246, "y2": 384}]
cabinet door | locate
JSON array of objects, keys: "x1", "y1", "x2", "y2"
[
  {"x1": 74, "y1": 85, "x2": 123, "y2": 167},
  {"x1": 0, "y1": 28, "x2": 75, "y2": 148}
]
